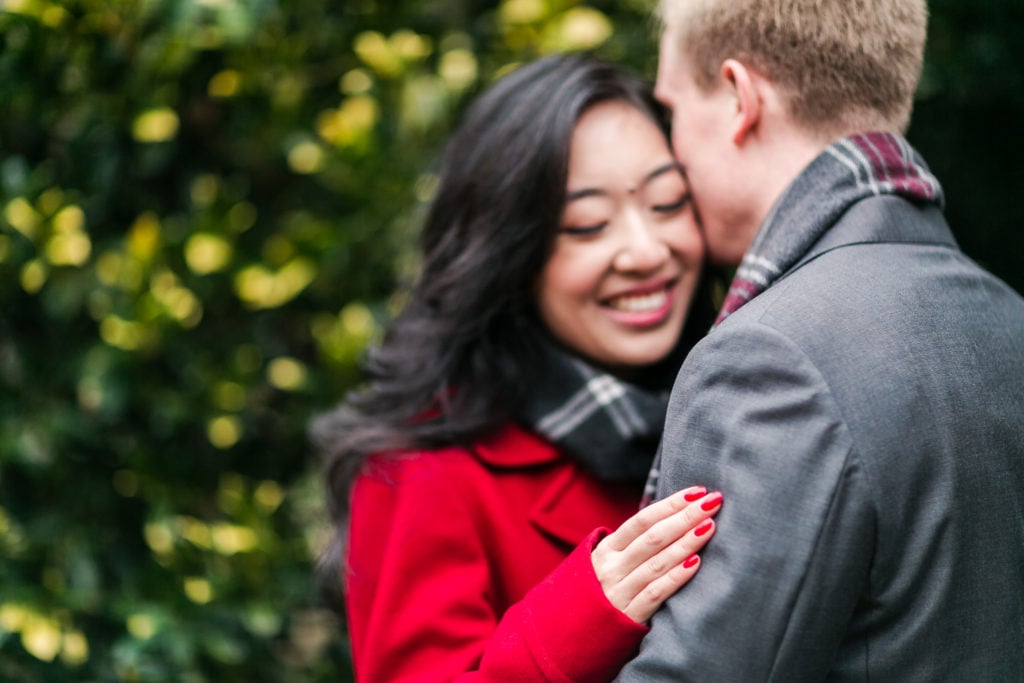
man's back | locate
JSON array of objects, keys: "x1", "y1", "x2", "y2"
[
  {"x1": 621, "y1": 196, "x2": 1024, "y2": 680},
  {"x1": 753, "y1": 198, "x2": 1024, "y2": 678}
]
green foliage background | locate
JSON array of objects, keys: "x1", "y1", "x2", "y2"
[{"x1": 0, "y1": 0, "x2": 1020, "y2": 680}]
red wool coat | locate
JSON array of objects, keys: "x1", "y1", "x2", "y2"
[{"x1": 345, "y1": 422, "x2": 649, "y2": 682}]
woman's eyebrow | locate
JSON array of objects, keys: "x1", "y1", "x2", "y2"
[
  {"x1": 642, "y1": 161, "x2": 684, "y2": 186},
  {"x1": 565, "y1": 187, "x2": 605, "y2": 202},
  {"x1": 564, "y1": 161, "x2": 683, "y2": 202}
]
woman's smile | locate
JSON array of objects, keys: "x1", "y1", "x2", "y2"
[{"x1": 601, "y1": 277, "x2": 678, "y2": 327}]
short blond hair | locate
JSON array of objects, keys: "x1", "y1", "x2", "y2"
[{"x1": 659, "y1": 0, "x2": 927, "y2": 135}]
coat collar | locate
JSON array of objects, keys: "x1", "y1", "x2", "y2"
[
  {"x1": 471, "y1": 422, "x2": 563, "y2": 468},
  {"x1": 794, "y1": 198, "x2": 956, "y2": 273},
  {"x1": 473, "y1": 423, "x2": 636, "y2": 548},
  {"x1": 528, "y1": 465, "x2": 635, "y2": 547}
]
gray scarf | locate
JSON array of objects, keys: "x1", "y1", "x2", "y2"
[{"x1": 518, "y1": 336, "x2": 674, "y2": 483}]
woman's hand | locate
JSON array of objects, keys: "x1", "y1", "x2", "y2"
[{"x1": 591, "y1": 486, "x2": 722, "y2": 623}]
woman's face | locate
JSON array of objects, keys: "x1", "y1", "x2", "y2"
[{"x1": 536, "y1": 100, "x2": 705, "y2": 371}]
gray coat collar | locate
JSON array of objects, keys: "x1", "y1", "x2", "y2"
[{"x1": 792, "y1": 196, "x2": 959, "y2": 275}]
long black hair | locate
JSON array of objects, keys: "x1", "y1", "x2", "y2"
[{"x1": 313, "y1": 53, "x2": 683, "y2": 566}]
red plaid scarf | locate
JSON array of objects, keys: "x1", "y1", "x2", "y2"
[{"x1": 715, "y1": 132, "x2": 943, "y2": 326}]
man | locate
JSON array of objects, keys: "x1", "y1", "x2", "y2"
[{"x1": 618, "y1": 0, "x2": 1024, "y2": 680}]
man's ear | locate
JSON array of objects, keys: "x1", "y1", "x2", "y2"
[{"x1": 721, "y1": 59, "x2": 760, "y2": 145}]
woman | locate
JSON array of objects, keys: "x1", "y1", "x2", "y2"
[{"x1": 315, "y1": 53, "x2": 720, "y2": 681}]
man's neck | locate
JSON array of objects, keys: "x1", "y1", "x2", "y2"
[{"x1": 745, "y1": 126, "x2": 845, "y2": 249}]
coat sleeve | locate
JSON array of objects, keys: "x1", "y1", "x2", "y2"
[
  {"x1": 346, "y1": 456, "x2": 648, "y2": 683},
  {"x1": 616, "y1": 323, "x2": 876, "y2": 681}
]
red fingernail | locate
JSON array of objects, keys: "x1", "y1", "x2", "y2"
[
  {"x1": 701, "y1": 492, "x2": 723, "y2": 511},
  {"x1": 683, "y1": 486, "x2": 707, "y2": 502},
  {"x1": 694, "y1": 519, "x2": 714, "y2": 537},
  {"x1": 683, "y1": 555, "x2": 699, "y2": 569}
]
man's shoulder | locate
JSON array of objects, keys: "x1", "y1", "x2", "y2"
[
  {"x1": 686, "y1": 229, "x2": 1024, "y2": 397},
  {"x1": 727, "y1": 234, "x2": 1022, "y2": 341},
  {"x1": 691, "y1": 233, "x2": 1024, "y2": 450}
]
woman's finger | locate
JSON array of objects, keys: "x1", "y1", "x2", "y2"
[
  {"x1": 613, "y1": 490, "x2": 722, "y2": 573},
  {"x1": 606, "y1": 514, "x2": 717, "y2": 610},
  {"x1": 622, "y1": 552, "x2": 704, "y2": 623},
  {"x1": 600, "y1": 485, "x2": 708, "y2": 552},
  {"x1": 593, "y1": 489, "x2": 722, "y2": 610},
  {"x1": 593, "y1": 486, "x2": 708, "y2": 592}
]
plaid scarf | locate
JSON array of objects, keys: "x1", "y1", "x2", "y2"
[
  {"x1": 716, "y1": 132, "x2": 943, "y2": 325},
  {"x1": 642, "y1": 132, "x2": 944, "y2": 504},
  {"x1": 518, "y1": 336, "x2": 674, "y2": 483}
]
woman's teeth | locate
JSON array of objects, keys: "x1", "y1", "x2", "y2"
[{"x1": 607, "y1": 290, "x2": 667, "y2": 312}]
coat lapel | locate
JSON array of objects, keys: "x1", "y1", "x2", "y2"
[
  {"x1": 473, "y1": 423, "x2": 637, "y2": 548},
  {"x1": 528, "y1": 466, "x2": 626, "y2": 548}
]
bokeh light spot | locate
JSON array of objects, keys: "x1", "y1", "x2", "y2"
[
  {"x1": 341, "y1": 302, "x2": 373, "y2": 336},
  {"x1": 340, "y1": 68, "x2": 373, "y2": 94},
  {"x1": 208, "y1": 415, "x2": 243, "y2": 449},
  {"x1": 144, "y1": 522, "x2": 175, "y2": 555},
  {"x1": 126, "y1": 614, "x2": 156, "y2": 640},
  {"x1": 440, "y1": 49, "x2": 478, "y2": 91},
  {"x1": 132, "y1": 107, "x2": 180, "y2": 143},
  {"x1": 227, "y1": 202, "x2": 258, "y2": 232},
  {"x1": 211, "y1": 523, "x2": 258, "y2": 555},
  {"x1": 20, "y1": 260, "x2": 48, "y2": 293},
  {"x1": 60, "y1": 630, "x2": 89, "y2": 666},
  {"x1": 190, "y1": 174, "x2": 220, "y2": 207},
  {"x1": 52, "y1": 205, "x2": 84, "y2": 233},
  {"x1": 45, "y1": 231, "x2": 91, "y2": 266},
  {"x1": 128, "y1": 212, "x2": 161, "y2": 262},
  {"x1": 267, "y1": 356, "x2": 308, "y2": 391},
  {"x1": 353, "y1": 31, "x2": 403, "y2": 77},
  {"x1": 4, "y1": 197, "x2": 40, "y2": 240},
  {"x1": 389, "y1": 29, "x2": 432, "y2": 61},
  {"x1": 287, "y1": 141, "x2": 325, "y2": 174},
  {"x1": 40, "y1": 5, "x2": 68, "y2": 28},
  {"x1": 542, "y1": 7, "x2": 613, "y2": 51},
  {"x1": 21, "y1": 615, "x2": 61, "y2": 662},
  {"x1": 208, "y1": 69, "x2": 242, "y2": 98},
  {"x1": 214, "y1": 381, "x2": 247, "y2": 412},
  {"x1": 184, "y1": 577, "x2": 214, "y2": 604},
  {"x1": 500, "y1": 0, "x2": 548, "y2": 25},
  {"x1": 185, "y1": 233, "x2": 232, "y2": 274},
  {"x1": 233, "y1": 258, "x2": 316, "y2": 309},
  {"x1": 254, "y1": 480, "x2": 285, "y2": 513},
  {"x1": 99, "y1": 315, "x2": 142, "y2": 351}
]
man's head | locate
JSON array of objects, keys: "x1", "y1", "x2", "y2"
[{"x1": 655, "y1": 0, "x2": 928, "y2": 264}]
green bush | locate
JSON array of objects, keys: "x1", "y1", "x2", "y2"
[{"x1": 0, "y1": 0, "x2": 1020, "y2": 680}]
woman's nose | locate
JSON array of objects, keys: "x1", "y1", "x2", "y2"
[{"x1": 613, "y1": 212, "x2": 669, "y2": 273}]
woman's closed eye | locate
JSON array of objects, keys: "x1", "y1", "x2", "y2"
[
  {"x1": 560, "y1": 222, "x2": 607, "y2": 236},
  {"x1": 651, "y1": 194, "x2": 690, "y2": 214}
]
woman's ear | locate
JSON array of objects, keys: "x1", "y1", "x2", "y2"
[{"x1": 721, "y1": 58, "x2": 761, "y2": 145}]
